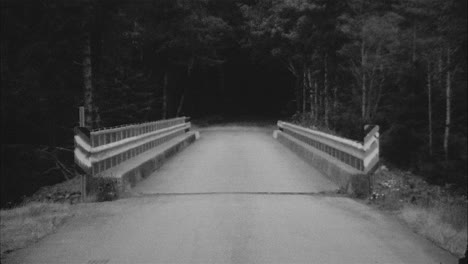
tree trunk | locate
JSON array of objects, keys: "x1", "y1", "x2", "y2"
[
  {"x1": 287, "y1": 60, "x2": 301, "y2": 114},
  {"x1": 219, "y1": 64, "x2": 224, "y2": 113},
  {"x1": 324, "y1": 55, "x2": 329, "y2": 128},
  {"x1": 332, "y1": 85, "x2": 338, "y2": 116},
  {"x1": 411, "y1": 26, "x2": 416, "y2": 63},
  {"x1": 427, "y1": 63, "x2": 433, "y2": 156},
  {"x1": 302, "y1": 68, "x2": 307, "y2": 115},
  {"x1": 295, "y1": 76, "x2": 301, "y2": 114},
  {"x1": 307, "y1": 68, "x2": 314, "y2": 120},
  {"x1": 361, "y1": 42, "x2": 367, "y2": 122},
  {"x1": 176, "y1": 91, "x2": 185, "y2": 117},
  {"x1": 314, "y1": 80, "x2": 318, "y2": 123},
  {"x1": 0, "y1": 8, "x2": 8, "y2": 88},
  {"x1": 1, "y1": 7, "x2": 9, "y2": 200},
  {"x1": 438, "y1": 51, "x2": 443, "y2": 88},
  {"x1": 177, "y1": 63, "x2": 195, "y2": 117},
  {"x1": 162, "y1": 71, "x2": 168, "y2": 119},
  {"x1": 369, "y1": 61, "x2": 384, "y2": 121},
  {"x1": 443, "y1": 49, "x2": 451, "y2": 161},
  {"x1": 83, "y1": 33, "x2": 94, "y2": 128}
]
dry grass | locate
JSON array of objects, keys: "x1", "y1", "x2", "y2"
[
  {"x1": 370, "y1": 166, "x2": 468, "y2": 257},
  {"x1": 400, "y1": 202, "x2": 467, "y2": 256},
  {"x1": 0, "y1": 202, "x2": 71, "y2": 257}
]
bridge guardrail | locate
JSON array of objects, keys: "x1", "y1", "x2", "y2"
[
  {"x1": 74, "y1": 117, "x2": 190, "y2": 176},
  {"x1": 277, "y1": 121, "x2": 379, "y2": 174}
]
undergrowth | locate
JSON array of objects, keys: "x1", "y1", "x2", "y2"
[{"x1": 370, "y1": 166, "x2": 467, "y2": 257}]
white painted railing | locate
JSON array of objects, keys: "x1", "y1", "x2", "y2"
[
  {"x1": 74, "y1": 117, "x2": 190, "y2": 176},
  {"x1": 277, "y1": 121, "x2": 379, "y2": 173}
]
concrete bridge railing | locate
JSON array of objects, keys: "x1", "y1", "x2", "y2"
[
  {"x1": 74, "y1": 117, "x2": 198, "y2": 199},
  {"x1": 274, "y1": 121, "x2": 379, "y2": 196}
]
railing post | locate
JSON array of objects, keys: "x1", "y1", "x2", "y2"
[
  {"x1": 80, "y1": 170, "x2": 87, "y2": 202},
  {"x1": 78, "y1": 106, "x2": 87, "y2": 201}
]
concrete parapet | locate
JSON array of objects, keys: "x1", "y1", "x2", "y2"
[
  {"x1": 277, "y1": 121, "x2": 379, "y2": 174},
  {"x1": 275, "y1": 130, "x2": 372, "y2": 197},
  {"x1": 83, "y1": 131, "x2": 198, "y2": 200},
  {"x1": 75, "y1": 117, "x2": 198, "y2": 201}
]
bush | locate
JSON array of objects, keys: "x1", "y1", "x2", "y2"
[
  {"x1": 349, "y1": 174, "x2": 372, "y2": 198},
  {"x1": 94, "y1": 177, "x2": 120, "y2": 202}
]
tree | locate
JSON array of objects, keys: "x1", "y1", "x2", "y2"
[
  {"x1": 138, "y1": 0, "x2": 231, "y2": 118},
  {"x1": 241, "y1": 0, "x2": 343, "y2": 128},
  {"x1": 338, "y1": 0, "x2": 402, "y2": 124}
]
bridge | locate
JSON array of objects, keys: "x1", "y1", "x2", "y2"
[
  {"x1": 73, "y1": 117, "x2": 379, "y2": 199},
  {"x1": 6, "y1": 118, "x2": 456, "y2": 263}
]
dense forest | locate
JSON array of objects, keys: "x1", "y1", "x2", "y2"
[{"x1": 1, "y1": 0, "x2": 466, "y2": 207}]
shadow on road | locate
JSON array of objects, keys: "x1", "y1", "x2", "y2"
[{"x1": 191, "y1": 115, "x2": 278, "y2": 128}]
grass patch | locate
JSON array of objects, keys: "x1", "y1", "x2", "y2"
[
  {"x1": 369, "y1": 166, "x2": 468, "y2": 257},
  {"x1": 400, "y1": 203, "x2": 467, "y2": 256},
  {"x1": 0, "y1": 202, "x2": 71, "y2": 257}
]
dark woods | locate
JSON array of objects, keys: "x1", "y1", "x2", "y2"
[{"x1": 1, "y1": 0, "x2": 466, "y2": 207}]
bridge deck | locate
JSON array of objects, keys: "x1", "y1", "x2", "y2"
[
  {"x1": 5, "y1": 126, "x2": 457, "y2": 264},
  {"x1": 132, "y1": 126, "x2": 338, "y2": 195}
]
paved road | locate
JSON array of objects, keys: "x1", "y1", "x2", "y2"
[{"x1": 6, "y1": 126, "x2": 457, "y2": 264}]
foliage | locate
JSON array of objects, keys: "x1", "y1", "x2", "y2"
[
  {"x1": 241, "y1": 0, "x2": 467, "y2": 192},
  {"x1": 94, "y1": 177, "x2": 120, "y2": 202}
]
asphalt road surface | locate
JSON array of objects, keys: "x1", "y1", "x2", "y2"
[{"x1": 5, "y1": 125, "x2": 457, "y2": 264}]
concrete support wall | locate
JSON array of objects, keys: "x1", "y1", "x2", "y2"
[
  {"x1": 83, "y1": 131, "x2": 198, "y2": 199},
  {"x1": 274, "y1": 128, "x2": 375, "y2": 197},
  {"x1": 120, "y1": 132, "x2": 197, "y2": 192}
]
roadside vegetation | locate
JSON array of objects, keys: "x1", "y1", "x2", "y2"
[
  {"x1": 0, "y1": 202, "x2": 71, "y2": 258},
  {"x1": 0, "y1": 176, "x2": 86, "y2": 258},
  {"x1": 369, "y1": 165, "x2": 467, "y2": 257}
]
